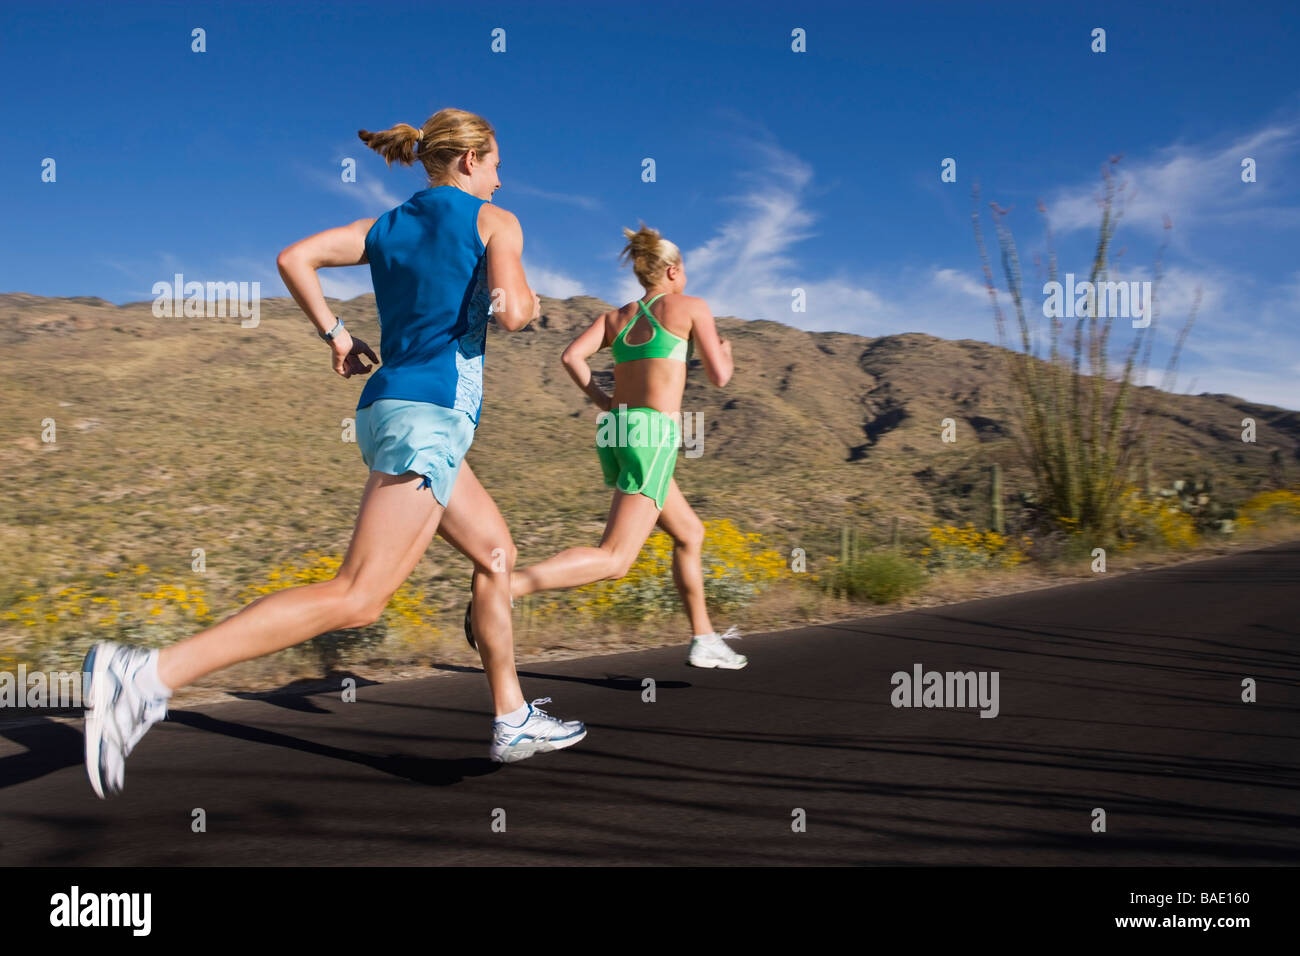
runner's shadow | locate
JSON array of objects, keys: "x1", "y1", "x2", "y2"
[
  {"x1": 433, "y1": 663, "x2": 690, "y2": 690},
  {"x1": 0, "y1": 696, "x2": 494, "y2": 791},
  {"x1": 229, "y1": 670, "x2": 381, "y2": 713},
  {"x1": 168, "y1": 710, "x2": 498, "y2": 786},
  {"x1": 0, "y1": 717, "x2": 81, "y2": 789}
]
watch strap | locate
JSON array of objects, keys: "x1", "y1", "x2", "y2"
[{"x1": 319, "y1": 317, "x2": 345, "y2": 342}]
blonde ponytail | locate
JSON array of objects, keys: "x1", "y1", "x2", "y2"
[
  {"x1": 619, "y1": 221, "x2": 682, "y2": 289},
  {"x1": 358, "y1": 108, "x2": 495, "y2": 186}
]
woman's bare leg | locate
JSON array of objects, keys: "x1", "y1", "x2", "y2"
[
  {"x1": 156, "y1": 470, "x2": 442, "y2": 690},
  {"x1": 655, "y1": 479, "x2": 713, "y2": 637},
  {"x1": 510, "y1": 491, "x2": 662, "y2": 599},
  {"x1": 435, "y1": 461, "x2": 528, "y2": 717}
]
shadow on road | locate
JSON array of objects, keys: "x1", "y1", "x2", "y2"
[
  {"x1": 0, "y1": 718, "x2": 81, "y2": 790},
  {"x1": 432, "y1": 663, "x2": 691, "y2": 691},
  {"x1": 167, "y1": 710, "x2": 499, "y2": 786},
  {"x1": 229, "y1": 670, "x2": 382, "y2": 712}
]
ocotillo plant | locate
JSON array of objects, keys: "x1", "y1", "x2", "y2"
[
  {"x1": 839, "y1": 523, "x2": 866, "y2": 561},
  {"x1": 835, "y1": 522, "x2": 863, "y2": 599},
  {"x1": 972, "y1": 157, "x2": 1197, "y2": 543},
  {"x1": 990, "y1": 462, "x2": 1005, "y2": 535}
]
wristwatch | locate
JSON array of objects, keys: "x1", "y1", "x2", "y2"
[{"x1": 319, "y1": 317, "x2": 346, "y2": 343}]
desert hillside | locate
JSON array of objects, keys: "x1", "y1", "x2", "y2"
[{"x1": 1, "y1": 291, "x2": 1296, "y2": 610}]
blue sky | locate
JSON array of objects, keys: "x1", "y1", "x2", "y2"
[{"x1": 3, "y1": 0, "x2": 1297, "y2": 407}]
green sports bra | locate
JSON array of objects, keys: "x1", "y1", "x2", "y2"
[{"x1": 610, "y1": 293, "x2": 692, "y2": 364}]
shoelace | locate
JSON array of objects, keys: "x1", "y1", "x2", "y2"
[
  {"x1": 141, "y1": 696, "x2": 167, "y2": 722},
  {"x1": 111, "y1": 647, "x2": 168, "y2": 750},
  {"x1": 495, "y1": 697, "x2": 559, "y2": 733},
  {"x1": 715, "y1": 626, "x2": 742, "y2": 642},
  {"x1": 124, "y1": 696, "x2": 167, "y2": 754}
]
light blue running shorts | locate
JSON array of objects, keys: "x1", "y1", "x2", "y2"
[{"x1": 355, "y1": 399, "x2": 476, "y2": 506}]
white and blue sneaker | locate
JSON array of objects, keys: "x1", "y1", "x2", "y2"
[
  {"x1": 687, "y1": 626, "x2": 748, "y2": 669},
  {"x1": 490, "y1": 697, "x2": 586, "y2": 764},
  {"x1": 82, "y1": 642, "x2": 168, "y2": 798}
]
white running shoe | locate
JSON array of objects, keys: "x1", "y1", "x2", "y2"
[
  {"x1": 687, "y1": 626, "x2": 748, "y2": 669},
  {"x1": 82, "y1": 642, "x2": 168, "y2": 798},
  {"x1": 490, "y1": 697, "x2": 587, "y2": 764}
]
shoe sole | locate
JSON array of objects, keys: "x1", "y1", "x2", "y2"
[
  {"x1": 687, "y1": 657, "x2": 749, "y2": 670},
  {"x1": 82, "y1": 645, "x2": 111, "y2": 798},
  {"x1": 490, "y1": 727, "x2": 587, "y2": 764}
]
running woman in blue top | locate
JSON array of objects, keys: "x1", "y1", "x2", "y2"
[{"x1": 82, "y1": 108, "x2": 585, "y2": 797}]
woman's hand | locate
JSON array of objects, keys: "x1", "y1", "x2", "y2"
[{"x1": 332, "y1": 332, "x2": 379, "y2": 378}]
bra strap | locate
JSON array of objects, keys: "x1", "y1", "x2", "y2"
[{"x1": 637, "y1": 294, "x2": 665, "y2": 324}]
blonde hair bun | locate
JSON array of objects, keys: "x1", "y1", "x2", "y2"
[{"x1": 619, "y1": 221, "x2": 681, "y2": 288}]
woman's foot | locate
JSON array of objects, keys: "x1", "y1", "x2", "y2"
[
  {"x1": 489, "y1": 697, "x2": 587, "y2": 763},
  {"x1": 687, "y1": 626, "x2": 748, "y2": 669},
  {"x1": 83, "y1": 642, "x2": 170, "y2": 797}
]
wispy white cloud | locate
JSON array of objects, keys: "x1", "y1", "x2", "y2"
[
  {"x1": 508, "y1": 181, "x2": 601, "y2": 211},
  {"x1": 300, "y1": 156, "x2": 406, "y2": 214},
  {"x1": 317, "y1": 269, "x2": 374, "y2": 301},
  {"x1": 524, "y1": 257, "x2": 586, "y2": 299},
  {"x1": 606, "y1": 130, "x2": 889, "y2": 331},
  {"x1": 1044, "y1": 119, "x2": 1300, "y2": 240}
]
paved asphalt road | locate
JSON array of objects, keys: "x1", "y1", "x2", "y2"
[{"x1": 2, "y1": 542, "x2": 1297, "y2": 866}]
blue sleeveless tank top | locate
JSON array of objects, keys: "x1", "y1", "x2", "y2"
[{"x1": 357, "y1": 185, "x2": 492, "y2": 423}]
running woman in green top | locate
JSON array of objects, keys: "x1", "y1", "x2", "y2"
[{"x1": 468, "y1": 223, "x2": 748, "y2": 668}]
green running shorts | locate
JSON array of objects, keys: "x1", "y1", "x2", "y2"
[{"x1": 595, "y1": 405, "x2": 680, "y2": 510}]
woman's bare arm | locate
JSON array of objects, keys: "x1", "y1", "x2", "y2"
[
  {"x1": 482, "y1": 205, "x2": 540, "y2": 331},
  {"x1": 561, "y1": 312, "x2": 612, "y2": 411},
  {"x1": 687, "y1": 298, "x2": 733, "y2": 387},
  {"x1": 276, "y1": 218, "x2": 380, "y2": 378}
]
